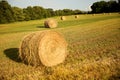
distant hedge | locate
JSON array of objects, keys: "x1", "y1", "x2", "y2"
[
  {"x1": 0, "y1": 0, "x2": 120, "y2": 24},
  {"x1": 91, "y1": 0, "x2": 120, "y2": 13},
  {"x1": 0, "y1": 0, "x2": 82, "y2": 24}
]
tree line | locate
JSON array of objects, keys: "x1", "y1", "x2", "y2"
[
  {"x1": 91, "y1": 0, "x2": 120, "y2": 13},
  {"x1": 0, "y1": 0, "x2": 120, "y2": 24},
  {"x1": 0, "y1": 0, "x2": 82, "y2": 24}
]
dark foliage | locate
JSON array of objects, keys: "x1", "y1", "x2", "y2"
[
  {"x1": 0, "y1": 0, "x2": 15, "y2": 23},
  {"x1": 0, "y1": 0, "x2": 83, "y2": 24},
  {"x1": 0, "y1": 0, "x2": 119, "y2": 24},
  {"x1": 91, "y1": 0, "x2": 120, "y2": 13}
]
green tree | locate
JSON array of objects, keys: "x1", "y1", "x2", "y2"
[
  {"x1": 118, "y1": 0, "x2": 120, "y2": 11},
  {"x1": 44, "y1": 9, "x2": 52, "y2": 18},
  {"x1": 91, "y1": 0, "x2": 119, "y2": 13},
  {"x1": 46, "y1": 8, "x2": 55, "y2": 17},
  {"x1": 25, "y1": 6, "x2": 36, "y2": 20},
  {"x1": 0, "y1": 0, "x2": 15, "y2": 23},
  {"x1": 0, "y1": 0, "x2": 83, "y2": 24},
  {"x1": 24, "y1": 6, "x2": 46, "y2": 20},
  {"x1": 91, "y1": 1, "x2": 107, "y2": 13},
  {"x1": 32, "y1": 6, "x2": 45, "y2": 19},
  {"x1": 108, "y1": 1, "x2": 119, "y2": 12},
  {"x1": 73, "y1": 9, "x2": 82, "y2": 14},
  {"x1": 63, "y1": 9, "x2": 73, "y2": 15},
  {"x1": 12, "y1": 7, "x2": 25, "y2": 21},
  {"x1": 23, "y1": 8, "x2": 31, "y2": 21},
  {"x1": 55, "y1": 10, "x2": 64, "y2": 16}
]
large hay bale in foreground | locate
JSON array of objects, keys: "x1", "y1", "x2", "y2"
[
  {"x1": 44, "y1": 19, "x2": 57, "y2": 28},
  {"x1": 61, "y1": 16, "x2": 66, "y2": 20},
  {"x1": 75, "y1": 15, "x2": 79, "y2": 18},
  {"x1": 19, "y1": 31, "x2": 68, "y2": 67}
]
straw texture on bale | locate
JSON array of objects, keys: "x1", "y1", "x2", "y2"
[
  {"x1": 44, "y1": 19, "x2": 57, "y2": 28},
  {"x1": 61, "y1": 16, "x2": 66, "y2": 20},
  {"x1": 75, "y1": 15, "x2": 79, "y2": 18},
  {"x1": 19, "y1": 31, "x2": 67, "y2": 67}
]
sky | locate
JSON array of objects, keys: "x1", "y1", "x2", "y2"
[{"x1": 7, "y1": 0, "x2": 110, "y2": 11}]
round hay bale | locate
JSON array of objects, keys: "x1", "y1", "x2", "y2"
[
  {"x1": 61, "y1": 16, "x2": 66, "y2": 20},
  {"x1": 44, "y1": 19, "x2": 57, "y2": 28},
  {"x1": 19, "y1": 31, "x2": 68, "y2": 67},
  {"x1": 92, "y1": 14, "x2": 95, "y2": 16},
  {"x1": 75, "y1": 15, "x2": 79, "y2": 18}
]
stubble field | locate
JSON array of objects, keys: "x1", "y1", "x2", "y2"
[{"x1": 0, "y1": 13, "x2": 120, "y2": 80}]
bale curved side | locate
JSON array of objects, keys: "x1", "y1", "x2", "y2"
[
  {"x1": 19, "y1": 31, "x2": 68, "y2": 67},
  {"x1": 44, "y1": 19, "x2": 57, "y2": 28},
  {"x1": 19, "y1": 32, "x2": 42, "y2": 66}
]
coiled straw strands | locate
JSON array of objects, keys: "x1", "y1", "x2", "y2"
[{"x1": 19, "y1": 31, "x2": 68, "y2": 67}]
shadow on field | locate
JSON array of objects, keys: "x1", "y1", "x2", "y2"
[
  {"x1": 4, "y1": 48, "x2": 21, "y2": 62},
  {"x1": 36, "y1": 25, "x2": 45, "y2": 28}
]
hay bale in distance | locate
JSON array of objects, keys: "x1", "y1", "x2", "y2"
[
  {"x1": 92, "y1": 14, "x2": 95, "y2": 16},
  {"x1": 44, "y1": 19, "x2": 57, "y2": 28},
  {"x1": 19, "y1": 31, "x2": 68, "y2": 67},
  {"x1": 75, "y1": 15, "x2": 79, "y2": 18},
  {"x1": 61, "y1": 16, "x2": 66, "y2": 20}
]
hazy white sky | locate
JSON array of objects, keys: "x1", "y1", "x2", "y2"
[{"x1": 7, "y1": 0, "x2": 110, "y2": 11}]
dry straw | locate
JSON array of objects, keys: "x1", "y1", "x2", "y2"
[
  {"x1": 75, "y1": 15, "x2": 79, "y2": 18},
  {"x1": 19, "y1": 31, "x2": 68, "y2": 67},
  {"x1": 44, "y1": 19, "x2": 57, "y2": 28},
  {"x1": 61, "y1": 16, "x2": 66, "y2": 20}
]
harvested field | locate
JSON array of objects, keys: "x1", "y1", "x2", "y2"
[{"x1": 0, "y1": 13, "x2": 120, "y2": 80}]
